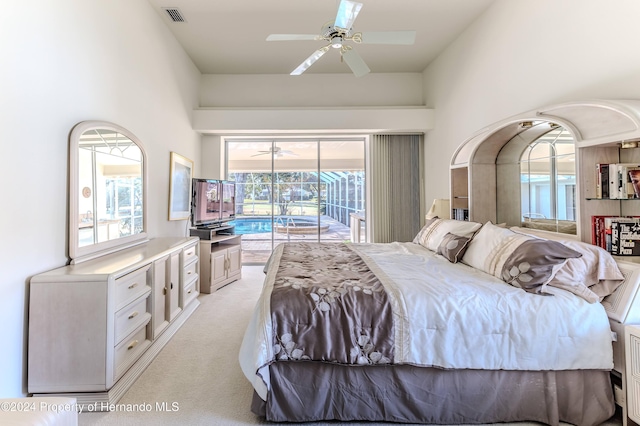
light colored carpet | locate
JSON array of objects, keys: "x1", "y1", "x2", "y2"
[{"x1": 79, "y1": 265, "x2": 622, "y2": 426}]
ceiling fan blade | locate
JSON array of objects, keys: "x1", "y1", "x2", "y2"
[
  {"x1": 359, "y1": 31, "x2": 416, "y2": 45},
  {"x1": 334, "y1": 0, "x2": 363, "y2": 30},
  {"x1": 266, "y1": 34, "x2": 318, "y2": 41},
  {"x1": 342, "y1": 48, "x2": 370, "y2": 77},
  {"x1": 291, "y1": 47, "x2": 329, "y2": 75}
]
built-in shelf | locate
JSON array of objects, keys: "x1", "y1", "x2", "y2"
[{"x1": 586, "y1": 198, "x2": 640, "y2": 201}]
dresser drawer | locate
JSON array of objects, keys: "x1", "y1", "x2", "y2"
[
  {"x1": 114, "y1": 292, "x2": 151, "y2": 345},
  {"x1": 115, "y1": 264, "x2": 151, "y2": 310},
  {"x1": 183, "y1": 260, "x2": 198, "y2": 282},
  {"x1": 183, "y1": 277, "x2": 198, "y2": 307},
  {"x1": 114, "y1": 323, "x2": 151, "y2": 380},
  {"x1": 182, "y1": 243, "x2": 198, "y2": 266}
]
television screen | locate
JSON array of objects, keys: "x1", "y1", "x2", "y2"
[
  {"x1": 191, "y1": 179, "x2": 221, "y2": 227},
  {"x1": 191, "y1": 179, "x2": 236, "y2": 227}
]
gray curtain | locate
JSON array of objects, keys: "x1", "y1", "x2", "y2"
[{"x1": 370, "y1": 134, "x2": 424, "y2": 243}]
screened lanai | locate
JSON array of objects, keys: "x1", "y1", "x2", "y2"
[{"x1": 226, "y1": 138, "x2": 367, "y2": 263}]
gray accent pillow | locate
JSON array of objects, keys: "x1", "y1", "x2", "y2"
[
  {"x1": 510, "y1": 226, "x2": 624, "y2": 302},
  {"x1": 437, "y1": 232, "x2": 472, "y2": 263},
  {"x1": 501, "y1": 239, "x2": 583, "y2": 294}
]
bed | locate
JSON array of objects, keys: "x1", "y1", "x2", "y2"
[{"x1": 239, "y1": 219, "x2": 629, "y2": 425}]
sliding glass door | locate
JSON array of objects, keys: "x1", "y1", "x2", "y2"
[{"x1": 227, "y1": 138, "x2": 366, "y2": 263}]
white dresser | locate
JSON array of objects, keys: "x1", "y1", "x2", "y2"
[{"x1": 28, "y1": 237, "x2": 199, "y2": 410}]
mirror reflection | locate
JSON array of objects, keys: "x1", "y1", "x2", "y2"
[
  {"x1": 76, "y1": 127, "x2": 144, "y2": 249},
  {"x1": 496, "y1": 121, "x2": 576, "y2": 235},
  {"x1": 519, "y1": 124, "x2": 576, "y2": 234}
]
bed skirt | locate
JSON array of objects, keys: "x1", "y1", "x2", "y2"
[{"x1": 251, "y1": 363, "x2": 614, "y2": 426}]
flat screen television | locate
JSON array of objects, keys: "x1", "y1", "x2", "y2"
[{"x1": 191, "y1": 179, "x2": 235, "y2": 227}]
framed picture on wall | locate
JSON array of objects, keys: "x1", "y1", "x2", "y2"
[{"x1": 168, "y1": 151, "x2": 193, "y2": 221}]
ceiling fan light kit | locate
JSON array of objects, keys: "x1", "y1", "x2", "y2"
[
  {"x1": 266, "y1": 0, "x2": 415, "y2": 77},
  {"x1": 251, "y1": 146, "x2": 298, "y2": 158}
]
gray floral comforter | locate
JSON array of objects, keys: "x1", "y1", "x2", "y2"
[
  {"x1": 240, "y1": 241, "x2": 614, "y2": 402},
  {"x1": 270, "y1": 242, "x2": 394, "y2": 365}
]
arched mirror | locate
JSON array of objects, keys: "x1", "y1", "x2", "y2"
[
  {"x1": 69, "y1": 121, "x2": 148, "y2": 263},
  {"x1": 496, "y1": 121, "x2": 576, "y2": 235},
  {"x1": 519, "y1": 123, "x2": 576, "y2": 234}
]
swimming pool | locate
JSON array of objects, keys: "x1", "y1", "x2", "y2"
[
  {"x1": 229, "y1": 218, "x2": 273, "y2": 234},
  {"x1": 229, "y1": 217, "x2": 329, "y2": 235}
]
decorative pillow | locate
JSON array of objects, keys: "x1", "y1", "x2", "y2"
[
  {"x1": 413, "y1": 216, "x2": 439, "y2": 244},
  {"x1": 436, "y1": 232, "x2": 472, "y2": 263},
  {"x1": 511, "y1": 227, "x2": 624, "y2": 302},
  {"x1": 416, "y1": 218, "x2": 482, "y2": 252},
  {"x1": 462, "y1": 222, "x2": 582, "y2": 294}
]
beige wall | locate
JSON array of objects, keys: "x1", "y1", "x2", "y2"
[
  {"x1": 200, "y1": 73, "x2": 425, "y2": 108},
  {"x1": 0, "y1": 0, "x2": 201, "y2": 397}
]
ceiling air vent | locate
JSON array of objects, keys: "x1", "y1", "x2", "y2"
[{"x1": 163, "y1": 8, "x2": 186, "y2": 23}]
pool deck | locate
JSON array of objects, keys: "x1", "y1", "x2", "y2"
[{"x1": 237, "y1": 215, "x2": 357, "y2": 263}]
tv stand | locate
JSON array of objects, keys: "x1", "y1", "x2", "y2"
[
  {"x1": 190, "y1": 224, "x2": 234, "y2": 240},
  {"x1": 198, "y1": 222, "x2": 222, "y2": 229},
  {"x1": 193, "y1": 227, "x2": 241, "y2": 293}
]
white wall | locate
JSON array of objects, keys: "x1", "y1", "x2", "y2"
[
  {"x1": 0, "y1": 0, "x2": 201, "y2": 397},
  {"x1": 198, "y1": 73, "x2": 431, "y2": 171},
  {"x1": 422, "y1": 0, "x2": 640, "y2": 206}
]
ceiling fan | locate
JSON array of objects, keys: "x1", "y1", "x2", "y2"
[
  {"x1": 266, "y1": 0, "x2": 416, "y2": 77},
  {"x1": 251, "y1": 146, "x2": 298, "y2": 158}
]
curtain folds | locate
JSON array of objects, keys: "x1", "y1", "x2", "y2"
[{"x1": 370, "y1": 134, "x2": 424, "y2": 243}]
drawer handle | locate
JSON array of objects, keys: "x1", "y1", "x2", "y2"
[
  {"x1": 187, "y1": 271, "x2": 192, "y2": 275},
  {"x1": 128, "y1": 282, "x2": 139, "y2": 290},
  {"x1": 187, "y1": 289, "x2": 192, "y2": 294},
  {"x1": 127, "y1": 340, "x2": 139, "y2": 350},
  {"x1": 128, "y1": 311, "x2": 139, "y2": 319}
]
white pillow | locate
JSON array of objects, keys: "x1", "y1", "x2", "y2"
[
  {"x1": 416, "y1": 218, "x2": 482, "y2": 252},
  {"x1": 462, "y1": 222, "x2": 520, "y2": 270},
  {"x1": 462, "y1": 222, "x2": 582, "y2": 294},
  {"x1": 413, "y1": 216, "x2": 439, "y2": 244}
]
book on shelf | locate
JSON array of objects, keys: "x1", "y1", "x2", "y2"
[
  {"x1": 451, "y1": 208, "x2": 469, "y2": 221},
  {"x1": 600, "y1": 163, "x2": 640, "y2": 199},
  {"x1": 592, "y1": 215, "x2": 640, "y2": 254},
  {"x1": 591, "y1": 215, "x2": 614, "y2": 251},
  {"x1": 596, "y1": 163, "x2": 609, "y2": 199},
  {"x1": 610, "y1": 218, "x2": 640, "y2": 255},
  {"x1": 608, "y1": 164, "x2": 619, "y2": 199},
  {"x1": 619, "y1": 164, "x2": 640, "y2": 199}
]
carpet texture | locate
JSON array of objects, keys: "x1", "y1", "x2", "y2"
[{"x1": 79, "y1": 265, "x2": 622, "y2": 426}]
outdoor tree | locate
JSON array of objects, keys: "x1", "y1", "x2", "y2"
[
  {"x1": 230, "y1": 171, "x2": 324, "y2": 216},
  {"x1": 233, "y1": 173, "x2": 246, "y2": 215}
]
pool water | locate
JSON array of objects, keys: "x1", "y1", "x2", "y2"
[
  {"x1": 229, "y1": 218, "x2": 272, "y2": 234},
  {"x1": 229, "y1": 217, "x2": 319, "y2": 235}
]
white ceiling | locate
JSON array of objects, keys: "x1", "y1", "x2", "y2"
[{"x1": 147, "y1": 0, "x2": 495, "y2": 75}]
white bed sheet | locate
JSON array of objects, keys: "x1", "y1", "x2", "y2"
[{"x1": 239, "y1": 242, "x2": 614, "y2": 400}]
